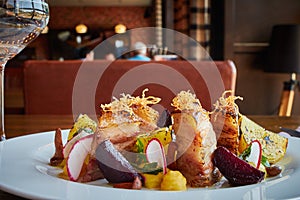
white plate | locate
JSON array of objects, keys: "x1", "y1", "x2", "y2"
[{"x1": 0, "y1": 130, "x2": 300, "y2": 200}]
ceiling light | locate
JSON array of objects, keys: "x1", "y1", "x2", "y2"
[
  {"x1": 115, "y1": 24, "x2": 126, "y2": 34},
  {"x1": 75, "y1": 24, "x2": 88, "y2": 34}
]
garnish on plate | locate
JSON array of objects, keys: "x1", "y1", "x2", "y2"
[{"x1": 50, "y1": 89, "x2": 288, "y2": 190}]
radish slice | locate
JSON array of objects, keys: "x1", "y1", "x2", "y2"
[
  {"x1": 63, "y1": 129, "x2": 92, "y2": 158},
  {"x1": 145, "y1": 138, "x2": 167, "y2": 174},
  {"x1": 66, "y1": 134, "x2": 93, "y2": 181},
  {"x1": 247, "y1": 140, "x2": 262, "y2": 169}
]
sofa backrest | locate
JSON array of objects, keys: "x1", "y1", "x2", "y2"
[{"x1": 23, "y1": 60, "x2": 237, "y2": 115}]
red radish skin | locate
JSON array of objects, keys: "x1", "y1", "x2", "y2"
[
  {"x1": 66, "y1": 134, "x2": 93, "y2": 181},
  {"x1": 247, "y1": 140, "x2": 262, "y2": 169},
  {"x1": 63, "y1": 130, "x2": 92, "y2": 158},
  {"x1": 145, "y1": 138, "x2": 167, "y2": 174}
]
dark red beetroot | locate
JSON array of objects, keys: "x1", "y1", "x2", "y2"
[
  {"x1": 95, "y1": 139, "x2": 142, "y2": 184},
  {"x1": 157, "y1": 109, "x2": 172, "y2": 128},
  {"x1": 213, "y1": 146, "x2": 265, "y2": 186}
]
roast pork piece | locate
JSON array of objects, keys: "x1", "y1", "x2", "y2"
[{"x1": 172, "y1": 111, "x2": 221, "y2": 187}]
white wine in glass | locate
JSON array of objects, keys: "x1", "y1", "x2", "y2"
[{"x1": 0, "y1": 0, "x2": 49, "y2": 141}]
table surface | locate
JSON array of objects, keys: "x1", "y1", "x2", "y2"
[{"x1": 1, "y1": 114, "x2": 300, "y2": 199}]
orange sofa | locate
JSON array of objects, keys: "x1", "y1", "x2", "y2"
[{"x1": 23, "y1": 60, "x2": 236, "y2": 116}]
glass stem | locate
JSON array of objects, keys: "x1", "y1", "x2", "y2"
[{"x1": 0, "y1": 62, "x2": 5, "y2": 141}]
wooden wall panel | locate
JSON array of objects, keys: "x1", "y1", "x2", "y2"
[
  {"x1": 174, "y1": 0, "x2": 190, "y2": 58},
  {"x1": 224, "y1": 0, "x2": 300, "y2": 115}
]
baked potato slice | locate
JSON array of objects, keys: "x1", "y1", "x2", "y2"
[{"x1": 238, "y1": 115, "x2": 288, "y2": 164}]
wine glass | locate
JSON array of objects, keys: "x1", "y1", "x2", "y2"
[{"x1": 0, "y1": 0, "x2": 49, "y2": 141}]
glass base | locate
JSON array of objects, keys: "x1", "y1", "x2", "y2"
[{"x1": 0, "y1": 132, "x2": 6, "y2": 141}]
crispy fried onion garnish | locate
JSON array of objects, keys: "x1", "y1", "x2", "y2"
[
  {"x1": 212, "y1": 90, "x2": 243, "y2": 115},
  {"x1": 100, "y1": 88, "x2": 161, "y2": 117},
  {"x1": 171, "y1": 90, "x2": 209, "y2": 117}
]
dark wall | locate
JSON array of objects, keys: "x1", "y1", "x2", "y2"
[
  {"x1": 210, "y1": 0, "x2": 224, "y2": 60},
  {"x1": 224, "y1": 0, "x2": 300, "y2": 115}
]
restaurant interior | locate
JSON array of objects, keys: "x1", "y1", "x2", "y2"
[
  {"x1": 2, "y1": 1, "x2": 300, "y2": 199},
  {"x1": 5, "y1": 0, "x2": 300, "y2": 117}
]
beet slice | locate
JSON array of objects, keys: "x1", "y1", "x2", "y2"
[
  {"x1": 157, "y1": 109, "x2": 172, "y2": 128},
  {"x1": 213, "y1": 146, "x2": 265, "y2": 186},
  {"x1": 95, "y1": 140, "x2": 141, "y2": 183}
]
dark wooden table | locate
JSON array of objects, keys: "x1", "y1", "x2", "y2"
[
  {"x1": 4, "y1": 114, "x2": 75, "y2": 139},
  {"x1": 1, "y1": 114, "x2": 300, "y2": 199}
]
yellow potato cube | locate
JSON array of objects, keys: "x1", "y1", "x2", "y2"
[
  {"x1": 160, "y1": 170, "x2": 187, "y2": 191},
  {"x1": 143, "y1": 172, "x2": 164, "y2": 189}
]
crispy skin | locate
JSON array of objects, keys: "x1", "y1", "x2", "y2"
[
  {"x1": 98, "y1": 106, "x2": 158, "y2": 133},
  {"x1": 211, "y1": 109, "x2": 239, "y2": 154},
  {"x1": 90, "y1": 122, "x2": 141, "y2": 156},
  {"x1": 91, "y1": 104, "x2": 159, "y2": 155},
  {"x1": 172, "y1": 112, "x2": 221, "y2": 187}
]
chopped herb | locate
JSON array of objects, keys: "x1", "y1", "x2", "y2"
[
  {"x1": 136, "y1": 138, "x2": 144, "y2": 153},
  {"x1": 239, "y1": 144, "x2": 251, "y2": 160},
  {"x1": 131, "y1": 154, "x2": 162, "y2": 175},
  {"x1": 261, "y1": 155, "x2": 270, "y2": 167}
]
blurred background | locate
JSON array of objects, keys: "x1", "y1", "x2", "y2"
[{"x1": 5, "y1": 0, "x2": 300, "y2": 116}]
